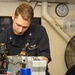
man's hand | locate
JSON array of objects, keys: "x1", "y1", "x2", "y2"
[{"x1": 38, "y1": 56, "x2": 48, "y2": 63}]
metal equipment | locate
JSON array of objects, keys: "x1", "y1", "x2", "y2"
[
  {"x1": 0, "y1": 43, "x2": 8, "y2": 74},
  {"x1": 0, "y1": 43, "x2": 47, "y2": 75},
  {"x1": 7, "y1": 56, "x2": 47, "y2": 75}
]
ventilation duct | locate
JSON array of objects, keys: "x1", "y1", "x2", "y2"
[
  {"x1": 20, "y1": 0, "x2": 75, "y2": 4},
  {"x1": 33, "y1": 0, "x2": 67, "y2": 2},
  {"x1": 0, "y1": 0, "x2": 75, "y2": 3},
  {"x1": 25, "y1": 0, "x2": 68, "y2": 3}
]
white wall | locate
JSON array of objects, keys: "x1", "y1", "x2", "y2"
[{"x1": 0, "y1": 1, "x2": 75, "y2": 75}]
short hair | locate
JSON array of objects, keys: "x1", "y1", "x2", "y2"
[{"x1": 14, "y1": 2, "x2": 34, "y2": 22}]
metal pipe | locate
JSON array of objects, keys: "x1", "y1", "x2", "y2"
[{"x1": 42, "y1": 2, "x2": 71, "y2": 43}]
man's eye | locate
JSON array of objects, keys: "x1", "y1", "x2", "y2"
[
  {"x1": 23, "y1": 27, "x2": 28, "y2": 28},
  {"x1": 17, "y1": 24, "x2": 20, "y2": 26}
]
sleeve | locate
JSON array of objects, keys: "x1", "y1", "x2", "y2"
[
  {"x1": 0, "y1": 30, "x2": 7, "y2": 43},
  {"x1": 37, "y1": 26, "x2": 51, "y2": 63}
]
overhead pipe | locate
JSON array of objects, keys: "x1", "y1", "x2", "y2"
[{"x1": 42, "y1": 2, "x2": 71, "y2": 43}]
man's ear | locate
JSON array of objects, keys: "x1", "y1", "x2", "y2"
[{"x1": 12, "y1": 13, "x2": 15, "y2": 20}]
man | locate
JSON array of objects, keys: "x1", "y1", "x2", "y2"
[{"x1": 0, "y1": 2, "x2": 51, "y2": 75}]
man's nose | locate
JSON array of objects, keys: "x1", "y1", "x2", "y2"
[{"x1": 19, "y1": 27, "x2": 23, "y2": 32}]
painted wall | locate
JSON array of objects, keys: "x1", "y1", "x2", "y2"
[{"x1": 0, "y1": 1, "x2": 75, "y2": 75}]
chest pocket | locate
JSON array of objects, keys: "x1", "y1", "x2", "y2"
[{"x1": 26, "y1": 37, "x2": 38, "y2": 56}]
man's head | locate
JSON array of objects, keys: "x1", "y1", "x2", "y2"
[
  {"x1": 12, "y1": 2, "x2": 34, "y2": 35},
  {"x1": 14, "y1": 2, "x2": 33, "y2": 22}
]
